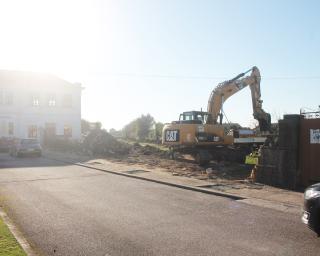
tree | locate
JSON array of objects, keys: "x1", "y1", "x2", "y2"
[
  {"x1": 81, "y1": 119, "x2": 91, "y2": 134},
  {"x1": 122, "y1": 114, "x2": 156, "y2": 141},
  {"x1": 109, "y1": 128, "x2": 117, "y2": 135},
  {"x1": 155, "y1": 122, "x2": 164, "y2": 141},
  {"x1": 109, "y1": 128, "x2": 122, "y2": 138},
  {"x1": 94, "y1": 122, "x2": 102, "y2": 130},
  {"x1": 81, "y1": 119, "x2": 102, "y2": 134},
  {"x1": 136, "y1": 114, "x2": 155, "y2": 140},
  {"x1": 123, "y1": 119, "x2": 138, "y2": 140}
]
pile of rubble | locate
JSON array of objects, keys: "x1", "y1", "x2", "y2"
[
  {"x1": 81, "y1": 131, "x2": 253, "y2": 183},
  {"x1": 81, "y1": 130, "x2": 167, "y2": 159},
  {"x1": 130, "y1": 143, "x2": 167, "y2": 157},
  {"x1": 82, "y1": 130, "x2": 131, "y2": 155}
]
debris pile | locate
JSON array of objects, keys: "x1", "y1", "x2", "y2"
[
  {"x1": 130, "y1": 143, "x2": 166, "y2": 157},
  {"x1": 81, "y1": 133, "x2": 253, "y2": 184},
  {"x1": 83, "y1": 130, "x2": 130, "y2": 155}
]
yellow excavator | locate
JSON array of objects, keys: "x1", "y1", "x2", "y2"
[{"x1": 162, "y1": 66, "x2": 271, "y2": 164}]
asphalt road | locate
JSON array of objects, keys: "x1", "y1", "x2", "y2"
[{"x1": 0, "y1": 154, "x2": 319, "y2": 256}]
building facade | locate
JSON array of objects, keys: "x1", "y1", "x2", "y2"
[{"x1": 0, "y1": 70, "x2": 82, "y2": 141}]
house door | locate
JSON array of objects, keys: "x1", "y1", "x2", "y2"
[{"x1": 45, "y1": 123, "x2": 56, "y2": 136}]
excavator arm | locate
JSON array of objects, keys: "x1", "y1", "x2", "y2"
[
  {"x1": 206, "y1": 66, "x2": 271, "y2": 132},
  {"x1": 249, "y1": 73, "x2": 271, "y2": 132}
]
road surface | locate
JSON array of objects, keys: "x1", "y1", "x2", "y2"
[{"x1": 0, "y1": 154, "x2": 319, "y2": 256}]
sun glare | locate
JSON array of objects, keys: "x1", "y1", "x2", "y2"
[{"x1": 0, "y1": 0, "x2": 99, "y2": 78}]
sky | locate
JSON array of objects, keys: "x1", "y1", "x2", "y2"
[{"x1": 0, "y1": 0, "x2": 319, "y2": 130}]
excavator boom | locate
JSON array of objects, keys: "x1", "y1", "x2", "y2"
[{"x1": 206, "y1": 66, "x2": 271, "y2": 132}]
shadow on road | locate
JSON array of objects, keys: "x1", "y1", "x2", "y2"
[{"x1": 0, "y1": 153, "x2": 72, "y2": 169}]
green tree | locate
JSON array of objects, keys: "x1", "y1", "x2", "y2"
[
  {"x1": 136, "y1": 114, "x2": 155, "y2": 140},
  {"x1": 94, "y1": 122, "x2": 102, "y2": 130},
  {"x1": 81, "y1": 119, "x2": 102, "y2": 134},
  {"x1": 122, "y1": 114, "x2": 156, "y2": 141},
  {"x1": 81, "y1": 119, "x2": 91, "y2": 134},
  {"x1": 155, "y1": 122, "x2": 164, "y2": 141},
  {"x1": 123, "y1": 119, "x2": 138, "y2": 139},
  {"x1": 109, "y1": 128, "x2": 117, "y2": 135}
]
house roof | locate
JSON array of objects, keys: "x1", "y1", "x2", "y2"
[{"x1": 0, "y1": 70, "x2": 81, "y2": 91}]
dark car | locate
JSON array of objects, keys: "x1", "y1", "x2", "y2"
[
  {"x1": 302, "y1": 183, "x2": 320, "y2": 235},
  {"x1": 0, "y1": 137, "x2": 15, "y2": 152},
  {"x1": 10, "y1": 138, "x2": 42, "y2": 157}
]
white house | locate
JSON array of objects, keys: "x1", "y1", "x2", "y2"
[{"x1": 0, "y1": 70, "x2": 82, "y2": 141}]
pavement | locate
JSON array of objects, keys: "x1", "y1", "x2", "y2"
[
  {"x1": 0, "y1": 153, "x2": 318, "y2": 256},
  {"x1": 44, "y1": 150, "x2": 304, "y2": 214}
]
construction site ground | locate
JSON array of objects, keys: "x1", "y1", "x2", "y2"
[{"x1": 43, "y1": 142, "x2": 303, "y2": 215}]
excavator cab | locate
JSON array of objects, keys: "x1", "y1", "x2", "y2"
[{"x1": 175, "y1": 111, "x2": 211, "y2": 125}]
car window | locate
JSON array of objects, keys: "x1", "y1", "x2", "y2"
[{"x1": 21, "y1": 139, "x2": 38, "y2": 145}]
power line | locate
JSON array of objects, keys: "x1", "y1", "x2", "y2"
[
  {"x1": 100, "y1": 72, "x2": 224, "y2": 80},
  {"x1": 96, "y1": 72, "x2": 320, "y2": 81},
  {"x1": 264, "y1": 76, "x2": 320, "y2": 80}
]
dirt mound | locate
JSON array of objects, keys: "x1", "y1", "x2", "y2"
[
  {"x1": 130, "y1": 143, "x2": 167, "y2": 156},
  {"x1": 83, "y1": 130, "x2": 130, "y2": 155}
]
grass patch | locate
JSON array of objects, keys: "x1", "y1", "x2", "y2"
[{"x1": 0, "y1": 217, "x2": 26, "y2": 256}]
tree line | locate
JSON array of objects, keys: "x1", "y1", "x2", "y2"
[
  {"x1": 82, "y1": 114, "x2": 164, "y2": 142},
  {"x1": 121, "y1": 114, "x2": 163, "y2": 142}
]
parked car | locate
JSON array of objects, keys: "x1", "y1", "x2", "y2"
[
  {"x1": 10, "y1": 139, "x2": 42, "y2": 157},
  {"x1": 302, "y1": 183, "x2": 320, "y2": 236},
  {"x1": 0, "y1": 137, "x2": 15, "y2": 152}
]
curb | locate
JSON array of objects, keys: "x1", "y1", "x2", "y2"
[
  {"x1": 44, "y1": 156, "x2": 245, "y2": 201},
  {"x1": 0, "y1": 207, "x2": 38, "y2": 256}
]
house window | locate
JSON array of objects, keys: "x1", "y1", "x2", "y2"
[
  {"x1": 28, "y1": 125, "x2": 38, "y2": 138},
  {"x1": 4, "y1": 92, "x2": 13, "y2": 105},
  {"x1": 48, "y1": 95, "x2": 56, "y2": 107},
  {"x1": 8, "y1": 122, "x2": 14, "y2": 135},
  {"x1": 0, "y1": 90, "x2": 13, "y2": 105},
  {"x1": 62, "y1": 94, "x2": 72, "y2": 107},
  {"x1": 64, "y1": 125, "x2": 72, "y2": 137},
  {"x1": 0, "y1": 121, "x2": 6, "y2": 136},
  {"x1": 32, "y1": 96, "x2": 40, "y2": 106}
]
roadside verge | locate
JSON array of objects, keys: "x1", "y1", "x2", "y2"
[{"x1": 0, "y1": 207, "x2": 37, "y2": 256}]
